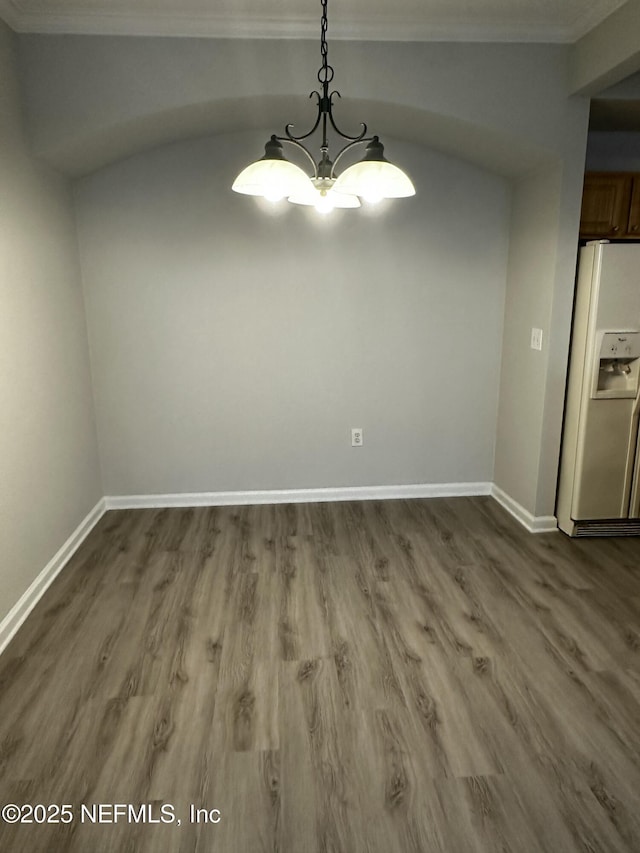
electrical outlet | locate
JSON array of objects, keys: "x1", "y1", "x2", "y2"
[
  {"x1": 531, "y1": 327, "x2": 543, "y2": 351},
  {"x1": 351, "y1": 428, "x2": 363, "y2": 447}
]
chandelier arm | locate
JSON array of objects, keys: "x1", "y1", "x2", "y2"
[
  {"x1": 276, "y1": 135, "x2": 319, "y2": 178},
  {"x1": 326, "y1": 92, "x2": 369, "y2": 142},
  {"x1": 330, "y1": 135, "x2": 375, "y2": 178},
  {"x1": 284, "y1": 92, "x2": 324, "y2": 143}
]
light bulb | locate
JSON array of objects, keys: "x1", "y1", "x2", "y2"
[
  {"x1": 362, "y1": 191, "x2": 383, "y2": 205},
  {"x1": 264, "y1": 187, "x2": 285, "y2": 203},
  {"x1": 315, "y1": 192, "x2": 335, "y2": 214}
]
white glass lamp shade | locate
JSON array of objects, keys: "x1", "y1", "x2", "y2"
[
  {"x1": 288, "y1": 178, "x2": 361, "y2": 212},
  {"x1": 232, "y1": 135, "x2": 311, "y2": 202},
  {"x1": 332, "y1": 136, "x2": 415, "y2": 203}
]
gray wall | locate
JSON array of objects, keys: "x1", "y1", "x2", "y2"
[
  {"x1": 0, "y1": 22, "x2": 102, "y2": 626},
  {"x1": 494, "y1": 154, "x2": 587, "y2": 518},
  {"x1": 75, "y1": 131, "x2": 510, "y2": 495},
  {"x1": 495, "y1": 167, "x2": 561, "y2": 513},
  {"x1": 18, "y1": 34, "x2": 591, "y2": 517}
]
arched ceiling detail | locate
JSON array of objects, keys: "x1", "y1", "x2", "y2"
[{"x1": 44, "y1": 95, "x2": 551, "y2": 179}]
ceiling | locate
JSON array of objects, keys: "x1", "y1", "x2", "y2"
[{"x1": 0, "y1": 0, "x2": 629, "y2": 42}]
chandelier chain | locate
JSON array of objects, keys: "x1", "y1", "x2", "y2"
[
  {"x1": 282, "y1": 0, "x2": 370, "y2": 175},
  {"x1": 317, "y1": 0, "x2": 334, "y2": 86}
]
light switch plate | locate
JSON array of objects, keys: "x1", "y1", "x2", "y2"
[{"x1": 531, "y1": 328, "x2": 543, "y2": 351}]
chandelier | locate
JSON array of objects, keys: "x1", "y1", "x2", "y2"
[{"x1": 232, "y1": 0, "x2": 415, "y2": 214}]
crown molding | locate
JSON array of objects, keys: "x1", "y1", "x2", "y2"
[{"x1": 0, "y1": 2, "x2": 626, "y2": 43}]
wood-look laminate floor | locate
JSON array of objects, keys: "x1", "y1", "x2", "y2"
[{"x1": 1, "y1": 497, "x2": 640, "y2": 852}]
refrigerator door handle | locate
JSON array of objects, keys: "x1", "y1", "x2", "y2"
[{"x1": 627, "y1": 388, "x2": 640, "y2": 517}]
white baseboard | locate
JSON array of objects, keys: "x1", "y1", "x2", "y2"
[
  {"x1": 0, "y1": 498, "x2": 107, "y2": 657},
  {"x1": 105, "y1": 481, "x2": 493, "y2": 510},
  {"x1": 491, "y1": 485, "x2": 558, "y2": 533}
]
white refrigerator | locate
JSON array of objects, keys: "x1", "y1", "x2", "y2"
[{"x1": 557, "y1": 240, "x2": 640, "y2": 536}]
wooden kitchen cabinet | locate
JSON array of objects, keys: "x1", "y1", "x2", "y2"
[{"x1": 580, "y1": 172, "x2": 640, "y2": 240}]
